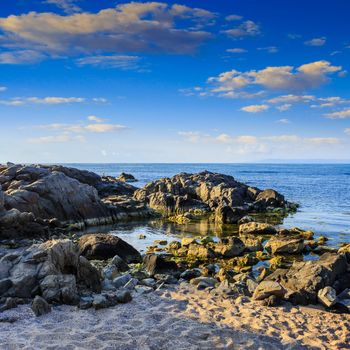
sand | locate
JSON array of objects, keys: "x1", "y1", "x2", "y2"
[{"x1": 0, "y1": 283, "x2": 349, "y2": 350}]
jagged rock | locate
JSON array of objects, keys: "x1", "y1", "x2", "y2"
[
  {"x1": 214, "y1": 237, "x2": 245, "y2": 258},
  {"x1": 78, "y1": 234, "x2": 141, "y2": 263},
  {"x1": 265, "y1": 236, "x2": 304, "y2": 255},
  {"x1": 267, "y1": 253, "x2": 347, "y2": 305},
  {"x1": 116, "y1": 173, "x2": 137, "y2": 183},
  {"x1": 111, "y1": 255, "x2": 129, "y2": 272},
  {"x1": 253, "y1": 281, "x2": 286, "y2": 301},
  {"x1": 134, "y1": 171, "x2": 289, "y2": 222},
  {"x1": 0, "y1": 239, "x2": 101, "y2": 302},
  {"x1": 31, "y1": 296, "x2": 51, "y2": 316},
  {"x1": 187, "y1": 244, "x2": 215, "y2": 259},
  {"x1": 239, "y1": 222, "x2": 277, "y2": 235},
  {"x1": 143, "y1": 255, "x2": 178, "y2": 276},
  {"x1": 190, "y1": 277, "x2": 218, "y2": 288},
  {"x1": 318, "y1": 286, "x2": 337, "y2": 307},
  {"x1": 112, "y1": 274, "x2": 132, "y2": 289},
  {"x1": 239, "y1": 234, "x2": 263, "y2": 252}
]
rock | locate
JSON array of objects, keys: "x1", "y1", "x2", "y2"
[
  {"x1": 78, "y1": 296, "x2": 93, "y2": 309},
  {"x1": 112, "y1": 274, "x2": 132, "y2": 289},
  {"x1": 31, "y1": 296, "x2": 51, "y2": 316},
  {"x1": 246, "y1": 279, "x2": 258, "y2": 294},
  {"x1": 140, "y1": 278, "x2": 157, "y2": 288},
  {"x1": 239, "y1": 234, "x2": 263, "y2": 252},
  {"x1": 238, "y1": 215, "x2": 255, "y2": 225},
  {"x1": 135, "y1": 285, "x2": 153, "y2": 294},
  {"x1": 116, "y1": 173, "x2": 137, "y2": 183},
  {"x1": 40, "y1": 274, "x2": 79, "y2": 305},
  {"x1": 123, "y1": 278, "x2": 139, "y2": 290},
  {"x1": 265, "y1": 236, "x2": 304, "y2": 255},
  {"x1": 79, "y1": 234, "x2": 141, "y2": 263},
  {"x1": 116, "y1": 289, "x2": 132, "y2": 303},
  {"x1": 214, "y1": 237, "x2": 245, "y2": 258},
  {"x1": 187, "y1": 244, "x2": 215, "y2": 260},
  {"x1": 181, "y1": 238, "x2": 197, "y2": 247},
  {"x1": 268, "y1": 253, "x2": 347, "y2": 305},
  {"x1": 93, "y1": 295, "x2": 109, "y2": 310},
  {"x1": 190, "y1": 277, "x2": 217, "y2": 288},
  {"x1": 134, "y1": 171, "x2": 290, "y2": 221},
  {"x1": 318, "y1": 286, "x2": 337, "y2": 308},
  {"x1": 261, "y1": 295, "x2": 279, "y2": 307},
  {"x1": 154, "y1": 274, "x2": 178, "y2": 284},
  {"x1": 168, "y1": 241, "x2": 181, "y2": 250},
  {"x1": 143, "y1": 255, "x2": 178, "y2": 276},
  {"x1": 180, "y1": 269, "x2": 202, "y2": 281},
  {"x1": 0, "y1": 279, "x2": 12, "y2": 295},
  {"x1": 111, "y1": 255, "x2": 129, "y2": 272},
  {"x1": 0, "y1": 239, "x2": 101, "y2": 302},
  {"x1": 239, "y1": 222, "x2": 277, "y2": 235},
  {"x1": 253, "y1": 281, "x2": 286, "y2": 301},
  {"x1": 0, "y1": 297, "x2": 17, "y2": 312}
]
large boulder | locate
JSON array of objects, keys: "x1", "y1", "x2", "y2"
[
  {"x1": 78, "y1": 234, "x2": 141, "y2": 263},
  {"x1": 254, "y1": 189, "x2": 285, "y2": 209},
  {"x1": 267, "y1": 253, "x2": 348, "y2": 305},
  {"x1": 0, "y1": 239, "x2": 101, "y2": 300},
  {"x1": 265, "y1": 236, "x2": 304, "y2": 255}
]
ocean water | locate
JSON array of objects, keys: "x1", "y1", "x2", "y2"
[{"x1": 69, "y1": 163, "x2": 350, "y2": 250}]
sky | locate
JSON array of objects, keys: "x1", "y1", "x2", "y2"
[{"x1": 0, "y1": 0, "x2": 350, "y2": 163}]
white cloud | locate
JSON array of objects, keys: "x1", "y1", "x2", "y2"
[
  {"x1": 0, "y1": 50, "x2": 45, "y2": 64},
  {"x1": 276, "y1": 104, "x2": 292, "y2": 112},
  {"x1": 208, "y1": 61, "x2": 342, "y2": 95},
  {"x1": 257, "y1": 46, "x2": 278, "y2": 53},
  {"x1": 226, "y1": 48, "x2": 247, "y2": 53},
  {"x1": 0, "y1": 3, "x2": 214, "y2": 62},
  {"x1": 0, "y1": 86, "x2": 7, "y2": 92},
  {"x1": 305, "y1": 37, "x2": 326, "y2": 46},
  {"x1": 345, "y1": 128, "x2": 350, "y2": 135},
  {"x1": 76, "y1": 55, "x2": 141, "y2": 70},
  {"x1": 44, "y1": 0, "x2": 81, "y2": 14},
  {"x1": 224, "y1": 20, "x2": 261, "y2": 38},
  {"x1": 28, "y1": 134, "x2": 86, "y2": 144},
  {"x1": 325, "y1": 108, "x2": 350, "y2": 119},
  {"x1": 87, "y1": 115, "x2": 106, "y2": 123},
  {"x1": 225, "y1": 14, "x2": 243, "y2": 21},
  {"x1": 0, "y1": 96, "x2": 85, "y2": 106},
  {"x1": 276, "y1": 118, "x2": 290, "y2": 124},
  {"x1": 241, "y1": 104, "x2": 269, "y2": 113},
  {"x1": 267, "y1": 94, "x2": 316, "y2": 104}
]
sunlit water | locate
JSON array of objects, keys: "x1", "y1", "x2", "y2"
[{"x1": 69, "y1": 163, "x2": 350, "y2": 250}]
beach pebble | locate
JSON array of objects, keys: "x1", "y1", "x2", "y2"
[
  {"x1": 31, "y1": 296, "x2": 51, "y2": 317},
  {"x1": 116, "y1": 290, "x2": 132, "y2": 303},
  {"x1": 112, "y1": 274, "x2": 132, "y2": 289}
]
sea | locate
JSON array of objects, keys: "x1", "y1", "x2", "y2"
[{"x1": 68, "y1": 163, "x2": 350, "y2": 252}]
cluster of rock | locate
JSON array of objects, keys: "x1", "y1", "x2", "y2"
[
  {"x1": 134, "y1": 171, "x2": 296, "y2": 223},
  {"x1": 0, "y1": 163, "x2": 154, "y2": 238}
]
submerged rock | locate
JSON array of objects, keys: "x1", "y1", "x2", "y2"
[{"x1": 116, "y1": 173, "x2": 137, "y2": 183}]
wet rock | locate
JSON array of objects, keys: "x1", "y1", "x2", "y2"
[
  {"x1": 318, "y1": 287, "x2": 337, "y2": 308},
  {"x1": 253, "y1": 281, "x2": 286, "y2": 301},
  {"x1": 265, "y1": 236, "x2": 304, "y2": 255},
  {"x1": 79, "y1": 234, "x2": 141, "y2": 263},
  {"x1": 31, "y1": 296, "x2": 51, "y2": 316},
  {"x1": 238, "y1": 215, "x2": 255, "y2": 225},
  {"x1": 239, "y1": 234, "x2": 263, "y2": 252},
  {"x1": 116, "y1": 173, "x2": 137, "y2": 183},
  {"x1": 143, "y1": 255, "x2": 178, "y2": 276},
  {"x1": 181, "y1": 238, "x2": 197, "y2": 247},
  {"x1": 215, "y1": 205, "x2": 246, "y2": 224},
  {"x1": 180, "y1": 269, "x2": 202, "y2": 281},
  {"x1": 187, "y1": 244, "x2": 215, "y2": 260},
  {"x1": 214, "y1": 237, "x2": 245, "y2": 258},
  {"x1": 254, "y1": 189, "x2": 285, "y2": 210},
  {"x1": 239, "y1": 222, "x2": 276, "y2": 235}
]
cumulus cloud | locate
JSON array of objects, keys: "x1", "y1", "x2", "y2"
[
  {"x1": 224, "y1": 20, "x2": 261, "y2": 38},
  {"x1": 0, "y1": 86, "x2": 7, "y2": 92},
  {"x1": 305, "y1": 37, "x2": 326, "y2": 46},
  {"x1": 325, "y1": 108, "x2": 350, "y2": 119},
  {"x1": 241, "y1": 104, "x2": 269, "y2": 113},
  {"x1": 76, "y1": 55, "x2": 141, "y2": 70},
  {"x1": 345, "y1": 128, "x2": 350, "y2": 135},
  {"x1": 208, "y1": 61, "x2": 342, "y2": 94},
  {"x1": 0, "y1": 2, "x2": 215, "y2": 63},
  {"x1": 276, "y1": 104, "x2": 292, "y2": 112}
]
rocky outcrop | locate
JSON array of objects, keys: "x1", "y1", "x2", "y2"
[
  {"x1": 78, "y1": 234, "x2": 142, "y2": 263},
  {"x1": 116, "y1": 173, "x2": 137, "y2": 183},
  {"x1": 265, "y1": 236, "x2": 304, "y2": 255},
  {"x1": 239, "y1": 222, "x2": 277, "y2": 235},
  {"x1": 0, "y1": 239, "x2": 101, "y2": 301},
  {"x1": 134, "y1": 171, "x2": 291, "y2": 223}
]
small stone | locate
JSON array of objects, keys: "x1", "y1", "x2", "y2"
[
  {"x1": 318, "y1": 286, "x2": 337, "y2": 308},
  {"x1": 138, "y1": 234, "x2": 146, "y2": 239},
  {"x1": 180, "y1": 269, "x2": 201, "y2": 281},
  {"x1": 0, "y1": 297, "x2": 17, "y2": 312},
  {"x1": 181, "y1": 237, "x2": 197, "y2": 246},
  {"x1": 93, "y1": 295, "x2": 109, "y2": 310},
  {"x1": 111, "y1": 255, "x2": 129, "y2": 272},
  {"x1": 116, "y1": 290, "x2": 132, "y2": 303},
  {"x1": 154, "y1": 240, "x2": 168, "y2": 246},
  {"x1": 112, "y1": 274, "x2": 132, "y2": 289},
  {"x1": 261, "y1": 295, "x2": 279, "y2": 307},
  {"x1": 135, "y1": 285, "x2": 153, "y2": 294},
  {"x1": 253, "y1": 281, "x2": 286, "y2": 301},
  {"x1": 31, "y1": 296, "x2": 51, "y2": 317},
  {"x1": 190, "y1": 277, "x2": 217, "y2": 287},
  {"x1": 141, "y1": 278, "x2": 157, "y2": 288}
]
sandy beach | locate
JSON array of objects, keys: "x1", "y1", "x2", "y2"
[{"x1": 1, "y1": 283, "x2": 349, "y2": 350}]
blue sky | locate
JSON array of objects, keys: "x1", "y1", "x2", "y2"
[{"x1": 0, "y1": 0, "x2": 350, "y2": 163}]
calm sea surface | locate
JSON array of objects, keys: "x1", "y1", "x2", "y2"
[{"x1": 67, "y1": 163, "x2": 350, "y2": 250}]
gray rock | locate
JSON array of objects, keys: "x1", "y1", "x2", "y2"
[
  {"x1": 111, "y1": 255, "x2": 129, "y2": 271},
  {"x1": 318, "y1": 286, "x2": 337, "y2": 307},
  {"x1": 140, "y1": 278, "x2": 157, "y2": 288},
  {"x1": 93, "y1": 295, "x2": 109, "y2": 310},
  {"x1": 31, "y1": 296, "x2": 51, "y2": 316},
  {"x1": 116, "y1": 290, "x2": 132, "y2": 303},
  {"x1": 180, "y1": 269, "x2": 201, "y2": 281},
  {"x1": 112, "y1": 274, "x2": 132, "y2": 289},
  {"x1": 190, "y1": 277, "x2": 218, "y2": 288},
  {"x1": 253, "y1": 281, "x2": 286, "y2": 301},
  {"x1": 143, "y1": 255, "x2": 178, "y2": 276}
]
